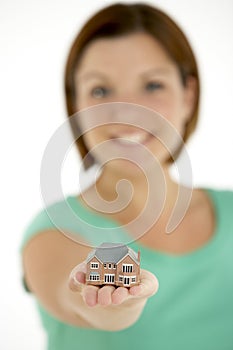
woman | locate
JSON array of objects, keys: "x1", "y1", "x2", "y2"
[{"x1": 21, "y1": 3, "x2": 233, "y2": 349}]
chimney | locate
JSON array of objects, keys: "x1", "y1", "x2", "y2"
[{"x1": 137, "y1": 250, "x2": 140, "y2": 263}]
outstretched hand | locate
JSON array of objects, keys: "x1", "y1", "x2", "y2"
[{"x1": 69, "y1": 262, "x2": 159, "y2": 308}]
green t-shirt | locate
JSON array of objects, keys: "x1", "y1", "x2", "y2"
[{"x1": 20, "y1": 187, "x2": 233, "y2": 350}]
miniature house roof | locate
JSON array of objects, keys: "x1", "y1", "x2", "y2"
[{"x1": 87, "y1": 242, "x2": 139, "y2": 264}]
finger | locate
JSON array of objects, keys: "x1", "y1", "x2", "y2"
[
  {"x1": 98, "y1": 285, "x2": 115, "y2": 306},
  {"x1": 128, "y1": 284, "x2": 142, "y2": 296},
  {"x1": 82, "y1": 285, "x2": 99, "y2": 307},
  {"x1": 68, "y1": 262, "x2": 87, "y2": 292},
  {"x1": 112, "y1": 287, "x2": 129, "y2": 305},
  {"x1": 68, "y1": 271, "x2": 86, "y2": 292},
  {"x1": 129, "y1": 269, "x2": 159, "y2": 298}
]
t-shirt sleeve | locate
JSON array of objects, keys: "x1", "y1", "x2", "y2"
[
  {"x1": 20, "y1": 207, "x2": 58, "y2": 293},
  {"x1": 20, "y1": 208, "x2": 57, "y2": 253},
  {"x1": 223, "y1": 189, "x2": 233, "y2": 233}
]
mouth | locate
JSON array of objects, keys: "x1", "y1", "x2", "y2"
[{"x1": 110, "y1": 131, "x2": 155, "y2": 146}]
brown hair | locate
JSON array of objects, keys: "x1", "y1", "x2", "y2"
[{"x1": 64, "y1": 2, "x2": 200, "y2": 169}]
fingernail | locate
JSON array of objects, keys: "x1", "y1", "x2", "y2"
[{"x1": 72, "y1": 275, "x2": 80, "y2": 286}]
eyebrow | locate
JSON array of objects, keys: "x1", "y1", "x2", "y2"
[
  {"x1": 76, "y1": 71, "x2": 109, "y2": 83},
  {"x1": 140, "y1": 67, "x2": 172, "y2": 78},
  {"x1": 76, "y1": 67, "x2": 172, "y2": 83}
]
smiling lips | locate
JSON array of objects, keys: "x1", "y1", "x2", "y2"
[{"x1": 111, "y1": 131, "x2": 154, "y2": 146}]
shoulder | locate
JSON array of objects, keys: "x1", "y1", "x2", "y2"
[
  {"x1": 20, "y1": 196, "x2": 77, "y2": 252},
  {"x1": 207, "y1": 186, "x2": 233, "y2": 198},
  {"x1": 203, "y1": 187, "x2": 233, "y2": 231},
  {"x1": 204, "y1": 187, "x2": 233, "y2": 210}
]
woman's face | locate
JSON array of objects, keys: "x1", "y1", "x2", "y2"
[{"x1": 74, "y1": 32, "x2": 196, "y2": 171}]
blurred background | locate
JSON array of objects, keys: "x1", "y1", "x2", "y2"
[{"x1": 1, "y1": 0, "x2": 233, "y2": 348}]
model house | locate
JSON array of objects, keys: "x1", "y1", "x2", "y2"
[{"x1": 86, "y1": 242, "x2": 140, "y2": 287}]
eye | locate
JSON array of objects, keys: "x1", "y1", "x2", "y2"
[
  {"x1": 91, "y1": 86, "x2": 110, "y2": 98},
  {"x1": 145, "y1": 81, "x2": 163, "y2": 92}
]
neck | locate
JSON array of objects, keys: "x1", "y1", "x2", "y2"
[{"x1": 93, "y1": 162, "x2": 179, "y2": 214}]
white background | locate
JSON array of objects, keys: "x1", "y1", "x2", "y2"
[{"x1": 1, "y1": 0, "x2": 233, "y2": 349}]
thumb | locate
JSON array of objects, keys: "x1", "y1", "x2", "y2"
[{"x1": 69, "y1": 262, "x2": 87, "y2": 292}]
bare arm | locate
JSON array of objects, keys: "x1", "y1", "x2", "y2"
[{"x1": 23, "y1": 230, "x2": 159, "y2": 331}]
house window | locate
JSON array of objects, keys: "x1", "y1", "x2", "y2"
[
  {"x1": 113, "y1": 264, "x2": 116, "y2": 269},
  {"x1": 104, "y1": 263, "x2": 107, "y2": 269},
  {"x1": 108, "y1": 263, "x2": 112, "y2": 269},
  {"x1": 131, "y1": 276, "x2": 136, "y2": 283},
  {"x1": 124, "y1": 277, "x2": 130, "y2": 285},
  {"x1": 119, "y1": 276, "x2": 123, "y2": 282},
  {"x1": 122, "y1": 264, "x2": 133, "y2": 273},
  {"x1": 91, "y1": 262, "x2": 99, "y2": 269},
  {"x1": 89, "y1": 274, "x2": 100, "y2": 281},
  {"x1": 104, "y1": 274, "x2": 115, "y2": 283}
]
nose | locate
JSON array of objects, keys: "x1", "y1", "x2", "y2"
[
  {"x1": 109, "y1": 92, "x2": 138, "y2": 105},
  {"x1": 106, "y1": 101, "x2": 157, "y2": 134}
]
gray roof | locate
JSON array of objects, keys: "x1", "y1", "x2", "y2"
[{"x1": 87, "y1": 242, "x2": 139, "y2": 264}]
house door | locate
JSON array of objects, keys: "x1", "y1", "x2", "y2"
[
  {"x1": 104, "y1": 274, "x2": 115, "y2": 284},
  {"x1": 124, "y1": 277, "x2": 130, "y2": 286}
]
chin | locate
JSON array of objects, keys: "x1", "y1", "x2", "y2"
[{"x1": 106, "y1": 158, "x2": 161, "y2": 178}]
